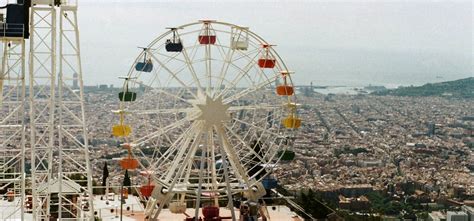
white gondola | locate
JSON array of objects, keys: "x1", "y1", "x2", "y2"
[{"x1": 231, "y1": 26, "x2": 249, "y2": 50}]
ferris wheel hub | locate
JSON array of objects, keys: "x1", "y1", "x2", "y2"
[{"x1": 194, "y1": 95, "x2": 230, "y2": 128}]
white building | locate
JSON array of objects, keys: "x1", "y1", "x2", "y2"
[
  {"x1": 461, "y1": 206, "x2": 474, "y2": 221},
  {"x1": 447, "y1": 211, "x2": 468, "y2": 221}
]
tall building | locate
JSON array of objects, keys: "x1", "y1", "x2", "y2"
[
  {"x1": 428, "y1": 122, "x2": 436, "y2": 137},
  {"x1": 73, "y1": 72, "x2": 79, "y2": 89}
]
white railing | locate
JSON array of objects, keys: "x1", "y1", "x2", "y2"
[
  {"x1": 60, "y1": 0, "x2": 78, "y2": 6},
  {"x1": 0, "y1": 23, "x2": 24, "y2": 38}
]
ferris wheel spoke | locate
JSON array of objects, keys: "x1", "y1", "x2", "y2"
[
  {"x1": 228, "y1": 104, "x2": 280, "y2": 111},
  {"x1": 194, "y1": 128, "x2": 209, "y2": 217},
  {"x1": 208, "y1": 129, "x2": 219, "y2": 203},
  {"x1": 182, "y1": 142, "x2": 199, "y2": 193},
  {"x1": 164, "y1": 122, "x2": 203, "y2": 182},
  {"x1": 213, "y1": 36, "x2": 238, "y2": 98},
  {"x1": 222, "y1": 124, "x2": 267, "y2": 164},
  {"x1": 205, "y1": 44, "x2": 212, "y2": 95},
  {"x1": 217, "y1": 136, "x2": 237, "y2": 218},
  {"x1": 223, "y1": 74, "x2": 278, "y2": 104},
  {"x1": 231, "y1": 117, "x2": 286, "y2": 140},
  {"x1": 153, "y1": 88, "x2": 194, "y2": 105},
  {"x1": 154, "y1": 51, "x2": 187, "y2": 64},
  {"x1": 217, "y1": 52, "x2": 260, "y2": 99},
  {"x1": 230, "y1": 47, "x2": 260, "y2": 63},
  {"x1": 148, "y1": 53, "x2": 198, "y2": 100},
  {"x1": 132, "y1": 117, "x2": 190, "y2": 147},
  {"x1": 148, "y1": 122, "x2": 197, "y2": 176},
  {"x1": 176, "y1": 31, "x2": 205, "y2": 94},
  {"x1": 215, "y1": 125, "x2": 250, "y2": 187},
  {"x1": 150, "y1": 123, "x2": 204, "y2": 220},
  {"x1": 126, "y1": 107, "x2": 194, "y2": 115}
]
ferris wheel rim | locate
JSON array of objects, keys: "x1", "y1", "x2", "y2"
[
  {"x1": 115, "y1": 20, "x2": 300, "y2": 207},
  {"x1": 122, "y1": 20, "x2": 294, "y2": 90}
]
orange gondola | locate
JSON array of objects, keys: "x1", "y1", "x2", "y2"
[
  {"x1": 276, "y1": 71, "x2": 294, "y2": 96},
  {"x1": 258, "y1": 44, "x2": 276, "y2": 68},
  {"x1": 120, "y1": 157, "x2": 138, "y2": 170},
  {"x1": 120, "y1": 143, "x2": 139, "y2": 170}
]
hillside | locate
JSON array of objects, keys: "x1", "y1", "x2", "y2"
[{"x1": 372, "y1": 77, "x2": 473, "y2": 98}]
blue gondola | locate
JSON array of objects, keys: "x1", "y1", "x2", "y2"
[
  {"x1": 135, "y1": 60, "x2": 153, "y2": 72},
  {"x1": 262, "y1": 176, "x2": 278, "y2": 189},
  {"x1": 135, "y1": 48, "x2": 153, "y2": 72}
]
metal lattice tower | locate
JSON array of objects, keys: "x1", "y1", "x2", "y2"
[
  {"x1": 0, "y1": 37, "x2": 26, "y2": 220},
  {"x1": 29, "y1": 3, "x2": 56, "y2": 219},
  {"x1": 57, "y1": 3, "x2": 94, "y2": 219},
  {"x1": 28, "y1": 0, "x2": 94, "y2": 219}
]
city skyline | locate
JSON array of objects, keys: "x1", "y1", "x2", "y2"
[{"x1": 72, "y1": 0, "x2": 472, "y2": 86}]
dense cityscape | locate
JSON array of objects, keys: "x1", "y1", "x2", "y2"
[{"x1": 83, "y1": 81, "x2": 473, "y2": 221}]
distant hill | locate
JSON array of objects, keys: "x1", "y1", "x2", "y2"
[{"x1": 372, "y1": 77, "x2": 473, "y2": 98}]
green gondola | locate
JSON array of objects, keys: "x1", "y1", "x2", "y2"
[
  {"x1": 118, "y1": 91, "x2": 136, "y2": 102},
  {"x1": 278, "y1": 150, "x2": 295, "y2": 161}
]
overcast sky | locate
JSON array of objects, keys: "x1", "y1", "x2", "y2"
[{"x1": 78, "y1": 0, "x2": 472, "y2": 86}]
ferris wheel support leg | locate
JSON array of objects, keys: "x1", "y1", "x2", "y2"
[
  {"x1": 209, "y1": 133, "x2": 219, "y2": 206},
  {"x1": 19, "y1": 40, "x2": 26, "y2": 221},
  {"x1": 216, "y1": 125, "x2": 250, "y2": 187},
  {"x1": 150, "y1": 123, "x2": 204, "y2": 220},
  {"x1": 194, "y1": 130, "x2": 209, "y2": 220},
  {"x1": 218, "y1": 134, "x2": 237, "y2": 221}
]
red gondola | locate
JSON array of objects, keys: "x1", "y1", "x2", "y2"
[
  {"x1": 198, "y1": 35, "x2": 216, "y2": 45},
  {"x1": 140, "y1": 185, "x2": 154, "y2": 197},
  {"x1": 140, "y1": 173, "x2": 155, "y2": 197},
  {"x1": 199, "y1": 20, "x2": 216, "y2": 45}
]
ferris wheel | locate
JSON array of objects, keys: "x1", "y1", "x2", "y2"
[{"x1": 112, "y1": 20, "x2": 301, "y2": 219}]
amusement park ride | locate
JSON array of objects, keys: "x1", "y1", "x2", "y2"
[
  {"x1": 112, "y1": 20, "x2": 302, "y2": 221},
  {"x1": 0, "y1": 0, "x2": 93, "y2": 220},
  {"x1": 0, "y1": 1, "x2": 302, "y2": 220}
]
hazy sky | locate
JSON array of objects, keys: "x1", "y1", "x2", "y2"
[{"x1": 78, "y1": 0, "x2": 472, "y2": 86}]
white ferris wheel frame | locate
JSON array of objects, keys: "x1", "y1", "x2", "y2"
[{"x1": 116, "y1": 20, "x2": 299, "y2": 220}]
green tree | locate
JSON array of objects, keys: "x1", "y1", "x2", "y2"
[
  {"x1": 102, "y1": 162, "x2": 109, "y2": 186},
  {"x1": 123, "y1": 170, "x2": 131, "y2": 192}
]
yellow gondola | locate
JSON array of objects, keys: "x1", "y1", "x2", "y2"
[
  {"x1": 112, "y1": 111, "x2": 132, "y2": 137},
  {"x1": 282, "y1": 102, "x2": 301, "y2": 129},
  {"x1": 282, "y1": 115, "x2": 301, "y2": 129}
]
